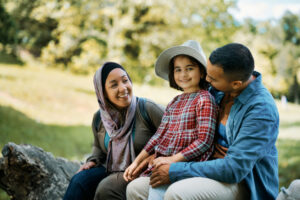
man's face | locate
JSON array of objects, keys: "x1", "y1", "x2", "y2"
[{"x1": 206, "y1": 60, "x2": 233, "y2": 93}]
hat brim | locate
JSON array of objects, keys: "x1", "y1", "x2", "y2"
[{"x1": 155, "y1": 46, "x2": 207, "y2": 81}]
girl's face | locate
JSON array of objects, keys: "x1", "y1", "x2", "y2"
[
  {"x1": 173, "y1": 56, "x2": 203, "y2": 93},
  {"x1": 104, "y1": 68, "x2": 133, "y2": 109}
]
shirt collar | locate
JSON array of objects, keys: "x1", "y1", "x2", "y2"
[{"x1": 236, "y1": 71, "x2": 261, "y2": 105}]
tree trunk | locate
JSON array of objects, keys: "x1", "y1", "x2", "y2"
[{"x1": 0, "y1": 142, "x2": 80, "y2": 200}]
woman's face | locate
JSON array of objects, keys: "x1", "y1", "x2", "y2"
[{"x1": 104, "y1": 68, "x2": 133, "y2": 109}]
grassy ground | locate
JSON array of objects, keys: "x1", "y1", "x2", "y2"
[{"x1": 0, "y1": 63, "x2": 299, "y2": 199}]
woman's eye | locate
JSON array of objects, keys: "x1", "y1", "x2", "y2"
[{"x1": 110, "y1": 84, "x2": 117, "y2": 88}]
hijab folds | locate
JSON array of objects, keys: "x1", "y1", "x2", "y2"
[{"x1": 93, "y1": 62, "x2": 137, "y2": 172}]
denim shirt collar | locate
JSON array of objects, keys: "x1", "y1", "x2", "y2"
[{"x1": 236, "y1": 71, "x2": 261, "y2": 105}]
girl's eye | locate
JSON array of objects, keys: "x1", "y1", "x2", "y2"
[
  {"x1": 174, "y1": 68, "x2": 181, "y2": 72},
  {"x1": 187, "y1": 66, "x2": 195, "y2": 71}
]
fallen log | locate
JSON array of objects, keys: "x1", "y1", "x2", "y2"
[{"x1": 0, "y1": 142, "x2": 80, "y2": 200}]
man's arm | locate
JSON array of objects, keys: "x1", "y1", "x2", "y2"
[{"x1": 169, "y1": 101, "x2": 279, "y2": 183}]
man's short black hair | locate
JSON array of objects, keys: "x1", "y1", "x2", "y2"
[{"x1": 209, "y1": 43, "x2": 254, "y2": 82}]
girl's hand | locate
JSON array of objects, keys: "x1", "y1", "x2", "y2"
[
  {"x1": 123, "y1": 162, "x2": 138, "y2": 182},
  {"x1": 148, "y1": 154, "x2": 155, "y2": 167},
  {"x1": 152, "y1": 153, "x2": 186, "y2": 169},
  {"x1": 152, "y1": 156, "x2": 175, "y2": 169},
  {"x1": 76, "y1": 161, "x2": 96, "y2": 173}
]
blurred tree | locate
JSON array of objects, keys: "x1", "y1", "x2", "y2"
[
  {"x1": 280, "y1": 12, "x2": 300, "y2": 103},
  {"x1": 233, "y1": 12, "x2": 300, "y2": 103},
  {"x1": 0, "y1": 2, "x2": 15, "y2": 46},
  {"x1": 2, "y1": 0, "x2": 238, "y2": 83},
  {"x1": 282, "y1": 11, "x2": 300, "y2": 45},
  {"x1": 1, "y1": 0, "x2": 58, "y2": 57}
]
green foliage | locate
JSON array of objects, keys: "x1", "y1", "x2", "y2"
[
  {"x1": 0, "y1": 3, "x2": 15, "y2": 45},
  {"x1": 281, "y1": 11, "x2": 300, "y2": 45},
  {"x1": 1, "y1": 0, "x2": 238, "y2": 84},
  {"x1": 1, "y1": 0, "x2": 58, "y2": 56}
]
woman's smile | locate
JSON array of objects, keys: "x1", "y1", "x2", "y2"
[{"x1": 105, "y1": 68, "x2": 133, "y2": 109}]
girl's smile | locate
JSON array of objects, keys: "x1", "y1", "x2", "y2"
[{"x1": 173, "y1": 55, "x2": 202, "y2": 93}]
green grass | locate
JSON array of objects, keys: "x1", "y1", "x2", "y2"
[
  {"x1": 0, "y1": 105, "x2": 93, "y2": 160},
  {"x1": 0, "y1": 63, "x2": 299, "y2": 199},
  {"x1": 277, "y1": 139, "x2": 300, "y2": 188}
]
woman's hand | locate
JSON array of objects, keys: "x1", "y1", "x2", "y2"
[
  {"x1": 129, "y1": 154, "x2": 155, "y2": 179},
  {"x1": 76, "y1": 161, "x2": 96, "y2": 173},
  {"x1": 123, "y1": 162, "x2": 139, "y2": 182},
  {"x1": 123, "y1": 150, "x2": 151, "y2": 182}
]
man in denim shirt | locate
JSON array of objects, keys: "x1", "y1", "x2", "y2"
[{"x1": 127, "y1": 43, "x2": 279, "y2": 200}]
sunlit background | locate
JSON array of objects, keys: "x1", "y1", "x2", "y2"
[{"x1": 0, "y1": 0, "x2": 300, "y2": 199}]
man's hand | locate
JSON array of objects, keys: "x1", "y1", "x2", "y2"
[
  {"x1": 150, "y1": 164, "x2": 171, "y2": 188},
  {"x1": 76, "y1": 161, "x2": 96, "y2": 173}
]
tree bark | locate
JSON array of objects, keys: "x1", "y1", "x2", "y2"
[{"x1": 0, "y1": 142, "x2": 80, "y2": 200}]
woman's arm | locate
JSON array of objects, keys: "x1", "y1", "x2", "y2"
[{"x1": 86, "y1": 110, "x2": 106, "y2": 166}]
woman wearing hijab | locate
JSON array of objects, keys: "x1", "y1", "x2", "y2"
[{"x1": 63, "y1": 62, "x2": 165, "y2": 200}]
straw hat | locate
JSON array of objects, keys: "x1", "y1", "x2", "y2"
[{"x1": 155, "y1": 40, "x2": 207, "y2": 81}]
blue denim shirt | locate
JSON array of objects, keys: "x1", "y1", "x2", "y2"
[{"x1": 169, "y1": 72, "x2": 279, "y2": 200}]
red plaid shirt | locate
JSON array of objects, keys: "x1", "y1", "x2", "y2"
[{"x1": 144, "y1": 90, "x2": 217, "y2": 161}]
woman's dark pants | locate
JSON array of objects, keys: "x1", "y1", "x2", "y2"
[{"x1": 63, "y1": 166, "x2": 108, "y2": 200}]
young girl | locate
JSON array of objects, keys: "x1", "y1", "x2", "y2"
[{"x1": 124, "y1": 40, "x2": 218, "y2": 200}]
